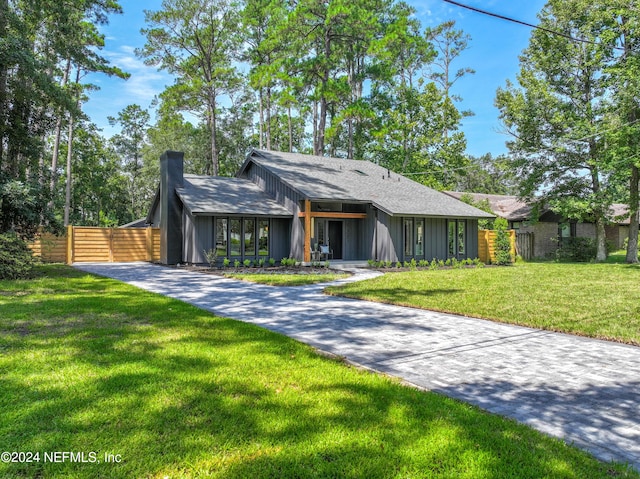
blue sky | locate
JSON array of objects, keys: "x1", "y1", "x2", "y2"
[{"x1": 85, "y1": 0, "x2": 547, "y2": 157}]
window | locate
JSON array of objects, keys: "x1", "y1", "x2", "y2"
[
  {"x1": 457, "y1": 220, "x2": 465, "y2": 256},
  {"x1": 404, "y1": 219, "x2": 413, "y2": 257},
  {"x1": 448, "y1": 221, "x2": 456, "y2": 257},
  {"x1": 448, "y1": 220, "x2": 466, "y2": 258},
  {"x1": 258, "y1": 220, "x2": 269, "y2": 256},
  {"x1": 244, "y1": 219, "x2": 256, "y2": 256},
  {"x1": 216, "y1": 218, "x2": 227, "y2": 257},
  {"x1": 415, "y1": 219, "x2": 424, "y2": 257},
  {"x1": 230, "y1": 219, "x2": 241, "y2": 256},
  {"x1": 558, "y1": 222, "x2": 576, "y2": 245}
]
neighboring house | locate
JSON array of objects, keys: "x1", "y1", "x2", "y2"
[
  {"x1": 120, "y1": 218, "x2": 148, "y2": 228},
  {"x1": 147, "y1": 149, "x2": 494, "y2": 265},
  {"x1": 445, "y1": 191, "x2": 630, "y2": 258}
]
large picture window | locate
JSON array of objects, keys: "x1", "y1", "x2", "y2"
[
  {"x1": 244, "y1": 219, "x2": 256, "y2": 256},
  {"x1": 215, "y1": 218, "x2": 227, "y2": 257},
  {"x1": 216, "y1": 217, "x2": 269, "y2": 259},
  {"x1": 404, "y1": 219, "x2": 413, "y2": 257},
  {"x1": 448, "y1": 220, "x2": 466, "y2": 258},
  {"x1": 258, "y1": 220, "x2": 269, "y2": 256},
  {"x1": 230, "y1": 219, "x2": 242, "y2": 256},
  {"x1": 415, "y1": 219, "x2": 424, "y2": 257}
]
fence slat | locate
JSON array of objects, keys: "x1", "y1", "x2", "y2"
[
  {"x1": 30, "y1": 226, "x2": 160, "y2": 264},
  {"x1": 477, "y1": 229, "x2": 517, "y2": 264}
]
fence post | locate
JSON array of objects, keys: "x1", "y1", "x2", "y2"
[
  {"x1": 146, "y1": 226, "x2": 153, "y2": 262},
  {"x1": 108, "y1": 228, "x2": 114, "y2": 263},
  {"x1": 66, "y1": 225, "x2": 73, "y2": 264}
]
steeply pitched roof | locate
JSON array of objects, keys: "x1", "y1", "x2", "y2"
[
  {"x1": 240, "y1": 149, "x2": 494, "y2": 218},
  {"x1": 176, "y1": 175, "x2": 292, "y2": 217}
]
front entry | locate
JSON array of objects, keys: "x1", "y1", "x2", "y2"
[{"x1": 328, "y1": 221, "x2": 343, "y2": 259}]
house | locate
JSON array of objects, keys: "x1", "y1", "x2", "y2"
[
  {"x1": 445, "y1": 191, "x2": 630, "y2": 258},
  {"x1": 147, "y1": 149, "x2": 494, "y2": 265}
]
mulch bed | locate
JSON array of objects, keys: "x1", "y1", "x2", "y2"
[{"x1": 176, "y1": 264, "x2": 346, "y2": 276}]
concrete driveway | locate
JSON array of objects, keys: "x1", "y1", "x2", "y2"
[{"x1": 74, "y1": 262, "x2": 640, "y2": 471}]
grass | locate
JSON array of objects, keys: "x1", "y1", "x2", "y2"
[
  {"x1": 223, "y1": 271, "x2": 350, "y2": 286},
  {"x1": 0, "y1": 265, "x2": 637, "y2": 478},
  {"x1": 326, "y1": 258, "x2": 640, "y2": 346}
]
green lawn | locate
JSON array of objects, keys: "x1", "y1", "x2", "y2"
[
  {"x1": 0, "y1": 265, "x2": 637, "y2": 478},
  {"x1": 326, "y1": 260, "x2": 640, "y2": 345}
]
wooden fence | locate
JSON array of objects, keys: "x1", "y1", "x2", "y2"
[
  {"x1": 477, "y1": 229, "x2": 517, "y2": 264},
  {"x1": 30, "y1": 226, "x2": 160, "y2": 264},
  {"x1": 516, "y1": 232, "x2": 534, "y2": 261}
]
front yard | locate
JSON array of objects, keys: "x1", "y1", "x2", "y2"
[
  {"x1": 1, "y1": 265, "x2": 636, "y2": 478},
  {"x1": 326, "y1": 259, "x2": 640, "y2": 345}
]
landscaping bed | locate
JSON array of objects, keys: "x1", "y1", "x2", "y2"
[{"x1": 176, "y1": 263, "x2": 351, "y2": 286}]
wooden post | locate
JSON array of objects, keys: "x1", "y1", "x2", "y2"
[
  {"x1": 146, "y1": 226, "x2": 153, "y2": 262},
  {"x1": 108, "y1": 228, "x2": 115, "y2": 263},
  {"x1": 66, "y1": 225, "x2": 74, "y2": 264},
  {"x1": 303, "y1": 199, "x2": 311, "y2": 262}
]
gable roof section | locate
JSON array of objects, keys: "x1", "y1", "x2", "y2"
[
  {"x1": 176, "y1": 175, "x2": 292, "y2": 217},
  {"x1": 240, "y1": 149, "x2": 494, "y2": 218}
]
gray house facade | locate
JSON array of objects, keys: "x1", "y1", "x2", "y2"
[{"x1": 148, "y1": 149, "x2": 493, "y2": 265}]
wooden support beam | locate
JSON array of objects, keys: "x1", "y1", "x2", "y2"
[
  {"x1": 297, "y1": 212, "x2": 368, "y2": 219},
  {"x1": 303, "y1": 199, "x2": 311, "y2": 262}
]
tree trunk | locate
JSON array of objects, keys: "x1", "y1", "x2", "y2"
[
  {"x1": 287, "y1": 103, "x2": 293, "y2": 153},
  {"x1": 209, "y1": 93, "x2": 218, "y2": 176},
  {"x1": 312, "y1": 99, "x2": 318, "y2": 155},
  {"x1": 64, "y1": 114, "x2": 74, "y2": 227},
  {"x1": 626, "y1": 164, "x2": 639, "y2": 263},
  {"x1": 64, "y1": 68, "x2": 82, "y2": 227},
  {"x1": 595, "y1": 214, "x2": 607, "y2": 262},
  {"x1": 0, "y1": 0, "x2": 7, "y2": 170},
  {"x1": 258, "y1": 88, "x2": 264, "y2": 150},
  {"x1": 50, "y1": 58, "x2": 71, "y2": 203},
  {"x1": 266, "y1": 84, "x2": 271, "y2": 150}
]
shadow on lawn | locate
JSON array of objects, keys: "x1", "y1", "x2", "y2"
[{"x1": 0, "y1": 270, "x2": 636, "y2": 478}]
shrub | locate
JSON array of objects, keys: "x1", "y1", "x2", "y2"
[
  {"x1": 0, "y1": 232, "x2": 35, "y2": 279},
  {"x1": 269, "y1": 257, "x2": 276, "y2": 267},
  {"x1": 555, "y1": 237, "x2": 597, "y2": 262},
  {"x1": 203, "y1": 249, "x2": 217, "y2": 267},
  {"x1": 222, "y1": 257, "x2": 230, "y2": 268},
  {"x1": 494, "y1": 217, "x2": 514, "y2": 265},
  {"x1": 234, "y1": 259, "x2": 241, "y2": 269},
  {"x1": 243, "y1": 259, "x2": 251, "y2": 268}
]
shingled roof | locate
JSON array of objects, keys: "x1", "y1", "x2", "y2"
[
  {"x1": 445, "y1": 191, "x2": 631, "y2": 225},
  {"x1": 240, "y1": 150, "x2": 494, "y2": 218},
  {"x1": 176, "y1": 175, "x2": 292, "y2": 217}
]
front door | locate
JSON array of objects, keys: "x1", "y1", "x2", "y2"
[{"x1": 328, "y1": 221, "x2": 343, "y2": 259}]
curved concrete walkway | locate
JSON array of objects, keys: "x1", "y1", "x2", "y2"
[{"x1": 75, "y1": 262, "x2": 640, "y2": 471}]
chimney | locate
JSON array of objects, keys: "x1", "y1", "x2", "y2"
[{"x1": 159, "y1": 151, "x2": 184, "y2": 265}]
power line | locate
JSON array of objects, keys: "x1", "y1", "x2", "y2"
[{"x1": 442, "y1": 0, "x2": 624, "y2": 51}]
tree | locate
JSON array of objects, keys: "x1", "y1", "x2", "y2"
[
  {"x1": 0, "y1": 0, "x2": 126, "y2": 234},
  {"x1": 452, "y1": 153, "x2": 519, "y2": 195},
  {"x1": 496, "y1": 0, "x2": 612, "y2": 261},
  {"x1": 109, "y1": 104, "x2": 151, "y2": 220},
  {"x1": 139, "y1": 0, "x2": 243, "y2": 176},
  {"x1": 599, "y1": 1, "x2": 640, "y2": 263}
]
